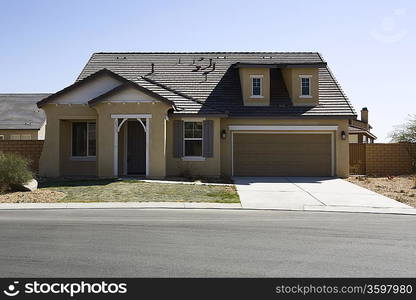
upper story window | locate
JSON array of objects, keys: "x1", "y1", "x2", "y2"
[
  {"x1": 184, "y1": 121, "x2": 203, "y2": 157},
  {"x1": 300, "y1": 75, "x2": 312, "y2": 97},
  {"x1": 72, "y1": 122, "x2": 96, "y2": 157},
  {"x1": 251, "y1": 75, "x2": 263, "y2": 97}
]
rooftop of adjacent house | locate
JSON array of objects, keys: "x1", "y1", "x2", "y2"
[
  {"x1": 74, "y1": 52, "x2": 357, "y2": 118},
  {"x1": 0, "y1": 94, "x2": 50, "y2": 129}
]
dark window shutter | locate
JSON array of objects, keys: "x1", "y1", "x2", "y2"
[
  {"x1": 203, "y1": 120, "x2": 214, "y2": 158},
  {"x1": 173, "y1": 120, "x2": 184, "y2": 158}
]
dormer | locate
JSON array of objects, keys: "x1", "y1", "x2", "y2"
[
  {"x1": 238, "y1": 67, "x2": 270, "y2": 106},
  {"x1": 281, "y1": 67, "x2": 319, "y2": 106},
  {"x1": 234, "y1": 62, "x2": 325, "y2": 107}
]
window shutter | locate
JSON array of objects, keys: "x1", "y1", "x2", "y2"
[
  {"x1": 173, "y1": 120, "x2": 184, "y2": 158},
  {"x1": 203, "y1": 120, "x2": 214, "y2": 158}
]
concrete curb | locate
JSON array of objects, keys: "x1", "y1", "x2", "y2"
[
  {"x1": 303, "y1": 205, "x2": 416, "y2": 215},
  {"x1": 0, "y1": 202, "x2": 242, "y2": 210},
  {"x1": 1, "y1": 202, "x2": 416, "y2": 215}
]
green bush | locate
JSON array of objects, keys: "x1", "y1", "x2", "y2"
[{"x1": 0, "y1": 153, "x2": 33, "y2": 193}]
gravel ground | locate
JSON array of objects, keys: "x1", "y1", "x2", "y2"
[
  {"x1": 0, "y1": 190, "x2": 66, "y2": 203},
  {"x1": 347, "y1": 175, "x2": 416, "y2": 207}
]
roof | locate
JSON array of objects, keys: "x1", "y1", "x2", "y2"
[
  {"x1": 349, "y1": 125, "x2": 377, "y2": 140},
  {"x1": 74, "y1": 52, "x2": 356, "y2": 117},
  {"x1": 0, "y1": 94, "x2": 50, "y2": 130}
]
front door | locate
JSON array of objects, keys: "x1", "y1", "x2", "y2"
[{"x1": 127, "y1": 120, "x2": 146, "y2": 175}]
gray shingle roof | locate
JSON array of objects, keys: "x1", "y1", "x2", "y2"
[
  {"x1": 77, "y1": 52, "x2": 357, "y2": 117},
  {"x1": 0, "y1": 94, "x2": 49, "y2": 129}
]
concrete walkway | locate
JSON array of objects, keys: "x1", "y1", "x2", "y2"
[{"x1": 234, "y1": 177, "x2": 416, "y2": 215}]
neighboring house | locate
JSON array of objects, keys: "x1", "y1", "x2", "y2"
[
  {"x1": 37, "y1": 52, "x2": 361, "y2": 178},
  {"x1": 348, "y1": 107, "x2": 377, "y2": 143},
  {"x1": 0, "y1": 94, "x2": 50, "y2": 140}
]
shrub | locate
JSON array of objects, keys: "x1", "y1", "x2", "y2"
[{"x1": 0, "y1": 153, "x2": 33, "y2": 193}]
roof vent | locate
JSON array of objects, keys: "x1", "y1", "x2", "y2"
[
  {"x1": 262, "y1": 56, "x2": 274, "y2": 59},
  {"x1": 192, "y1": 65, "x2": 201, "y2": 72},
  {"x1": 216, "y1": 56, "x2": 226, "y2": 59},
  {"x1": 116, "y1": 56, "x2": 127, "y2": 60}
]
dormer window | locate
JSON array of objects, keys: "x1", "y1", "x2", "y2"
[
  {"x1": 250, "y1": 75, "x2": 263, "y2": 97},
  {"x1": 300, "y1": 75, "x2": 312, "y2": 98}
]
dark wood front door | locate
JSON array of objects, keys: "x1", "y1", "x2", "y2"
[{"x1": 127, "y1": 121, "x2": 146, "y2": 175}]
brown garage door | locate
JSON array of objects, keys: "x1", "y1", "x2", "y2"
[{"x1": 233, "y1": 133, "x2": 332, "y2": 176}]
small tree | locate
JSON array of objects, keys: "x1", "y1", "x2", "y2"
[
  {"x1": 0, "y1": 153, "x2": 33, "y2": 193},
  {"x1": 389, "y1": 114, "x2": 416, "y2": 172}
]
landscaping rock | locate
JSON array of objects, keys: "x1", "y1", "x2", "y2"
[{"x1": 13, "y1": 179, "x2": 38, "y2": 192}]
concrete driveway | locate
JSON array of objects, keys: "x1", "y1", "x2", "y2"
[{"x1": 233, "y1": 177, "x2": 413, "y2": 213}]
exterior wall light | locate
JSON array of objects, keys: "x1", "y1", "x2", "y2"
[
  {"x1": 221, "y1": 129, "x2": 227, "y2": 139},
  {"x1": 341, "y1": 131, "x2": 347, "y2": 140}
]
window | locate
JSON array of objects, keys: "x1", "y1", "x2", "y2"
[
  {"x1": 72, "y1": 122, "x2": 96, "y2": 157},
  {"x1": 10, "y1": 135, "x2": 20, "y2": 140},
  {"x1": 251, "y1": 76, "x2": 263, "y2": 97},
  {"x1": 0, "y1": 135, "x2": 5, "y2": 140},
  {"x1": 184, "y1": 122, "x2": 203, "y2": 157},
  {"x1": 300, "y1": 75, "x2": 311, "y2": 97}
]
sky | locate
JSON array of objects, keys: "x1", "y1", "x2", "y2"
[{"x1": 0, "y1": 0, "x2": 414, "y2": 142}]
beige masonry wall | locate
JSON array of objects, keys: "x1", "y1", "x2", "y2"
[
  {"x1": 166, "y1": 117, "x2": 221, "y2": 177},
  {"x1": 220, "y1": 118, "x2": 350, "y2": 178}
]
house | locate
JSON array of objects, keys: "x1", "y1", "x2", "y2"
[
  {"x1": 348, "y1": 107, "x2": 376, "y2": 143},
  {"x1": 37, "y1": 52, "x2": 360, "y2": 178},
  {"x1": 0, "y1": 94, "x2": 49, "y2": 140}
]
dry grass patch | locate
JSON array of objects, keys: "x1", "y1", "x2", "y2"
[
  {"x1": 0, "y1": 179, "x2": 240, "y2": 204},
  {"x1": 347, "y1": 175, "x2": 416, "y2": 207},
  {"x1": 0, "y1": 190, "x2": 65, "y2": 203}
]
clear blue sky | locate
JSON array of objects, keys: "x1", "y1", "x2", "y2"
[{"x1": 0, "y1": 0, "x2": 414, "y2": 142}]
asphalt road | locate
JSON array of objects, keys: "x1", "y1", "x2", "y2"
[{"x1": 0, "y1": 209, "x2": 415, "y2": 277}]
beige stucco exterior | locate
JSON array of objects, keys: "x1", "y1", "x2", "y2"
[
  {"x1": 281, "y1": 67, "x2": 319, "y2": 106},
  {"x1": 166, "y1": 117, "x2": 222, "y2": 177},
  {"x1": 239, "y1": 68, "x2": 270, "y2": 106},
  {"x1": 38, "y1": 73, "x2": 350, "y2": 179}
]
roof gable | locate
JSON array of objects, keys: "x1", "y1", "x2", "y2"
[{"x1": 88, "y1": 81, "x2": 175, "y2": 108}]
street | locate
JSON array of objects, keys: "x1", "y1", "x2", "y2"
[{"x1": 0, "y1": 209, "x2": 415, "y2": 277}]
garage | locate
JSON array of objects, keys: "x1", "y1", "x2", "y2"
[{"x1": 233, "y1": 133, "x2": 333, "y2": 176}]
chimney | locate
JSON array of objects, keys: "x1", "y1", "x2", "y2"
[
  {"x1": 151, "y1": 63, "x2": 154, "y2": 74},
  {"x1": 361, "y1": 107, "x2": 368, "y2": 124}
]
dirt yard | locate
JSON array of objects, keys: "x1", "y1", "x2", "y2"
[
  {"x1": 0, "y1": 190, "x2": 66, "y2": 203},
  {"x1": 347, "y1": 175, "x2": 416, "y2": 207},
  {"x1": 0, "y1": 179, "x2": 239, "y2": 204}
]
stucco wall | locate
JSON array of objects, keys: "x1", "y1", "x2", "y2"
[
  {"x1": 239, "y1": 68, "x2": 270, "y2": 106},
  {"x1": 93, "y1": 102, "x2": 170, "y2": 178},
  {"x1": 39, "y1": 104, "x2": 97, "y2": 177},
  {"x1": 60, "y1": 120, "x2": 97, "y2": 176},
  {"x1": 281, "y1": 68, "x2": 319, "y2": 106},
  {"x1": 166, "y1": 117, "x2": 221, "y2": 177},
  {"x1": 220, "y1": 118, "x2": 350, "y2": 178}
]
